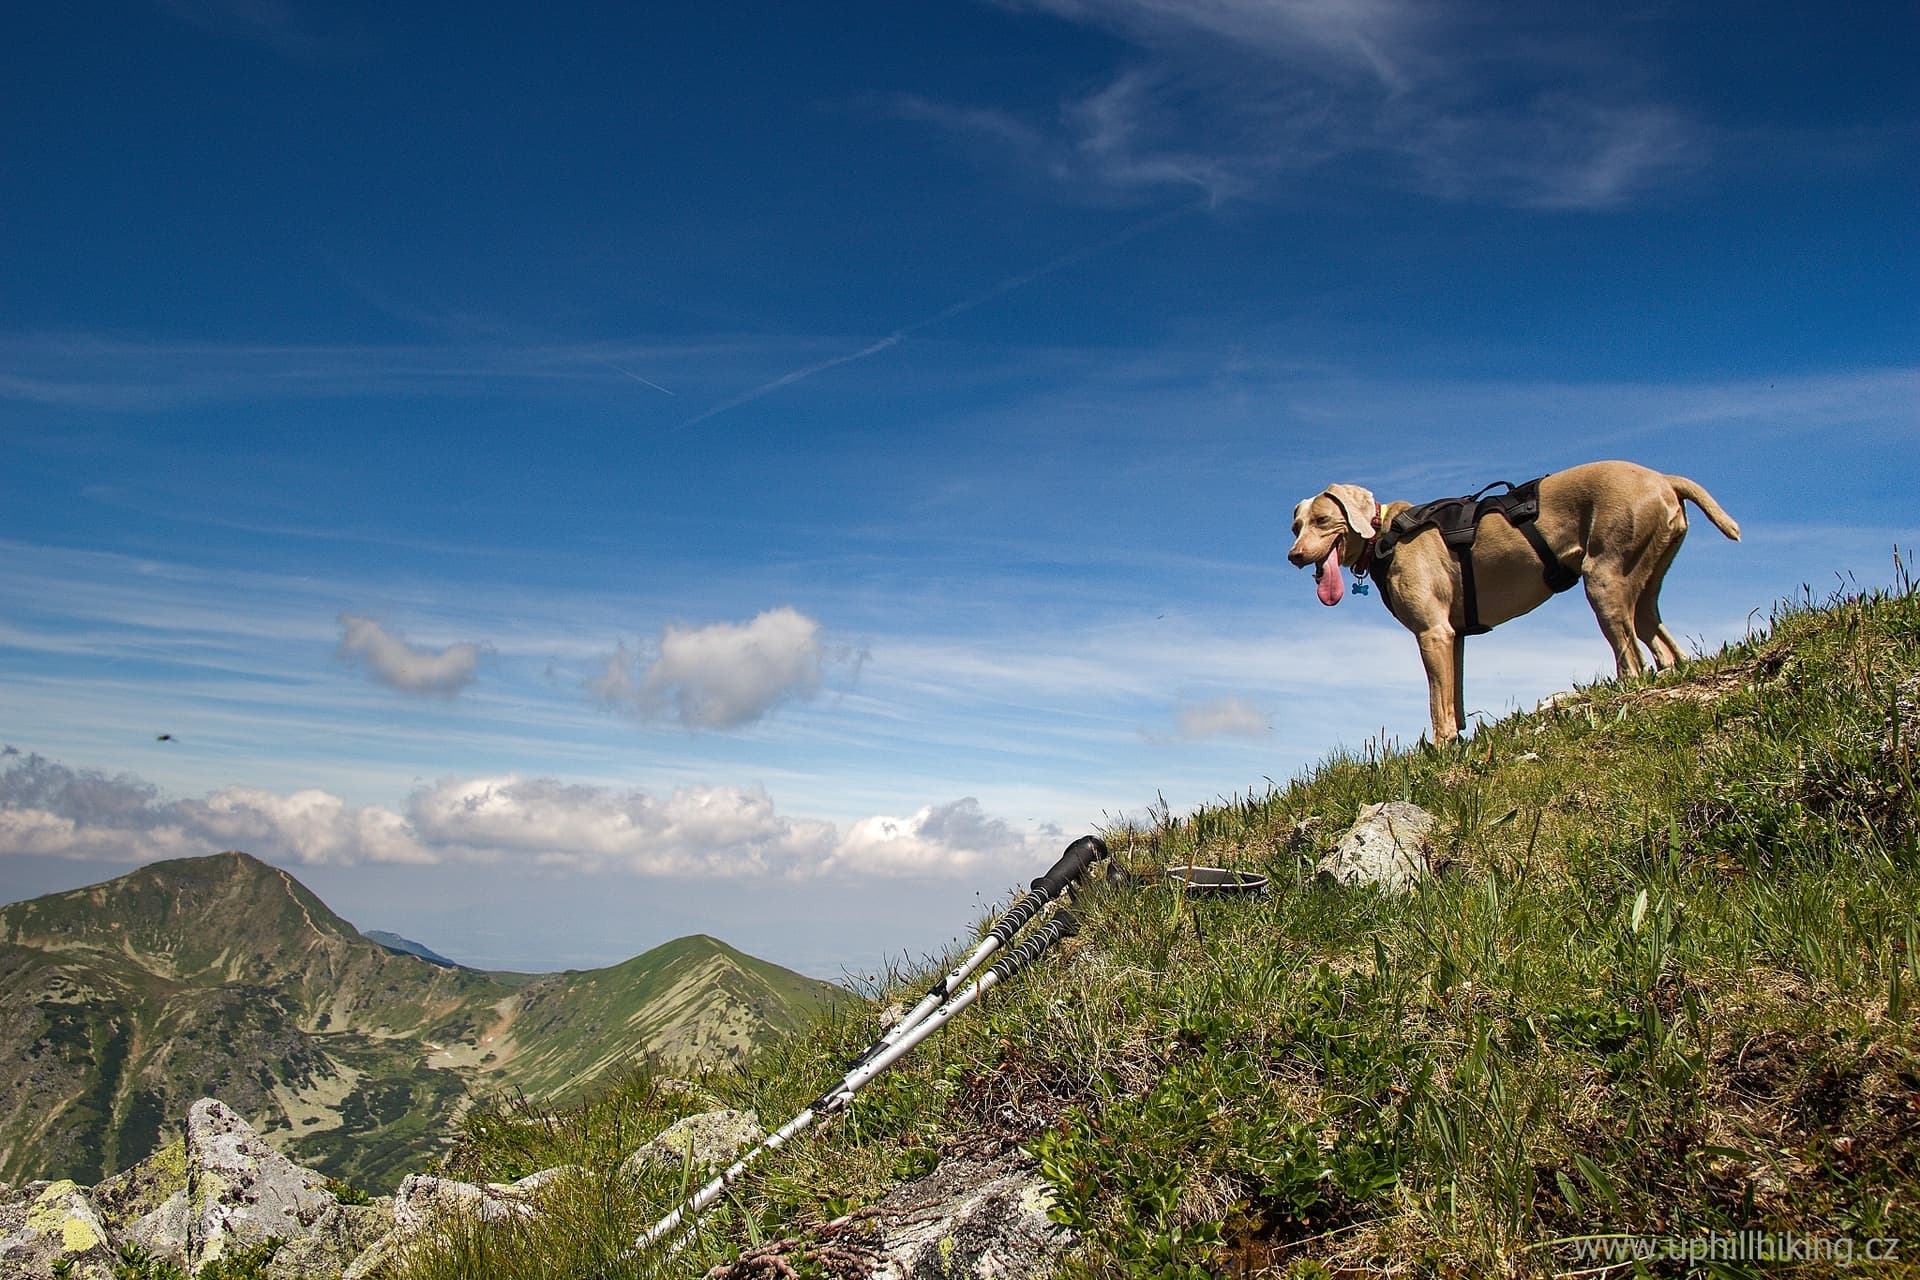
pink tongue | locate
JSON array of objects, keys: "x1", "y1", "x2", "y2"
[{"x1": 1316, "y1": 542, "x2": 1345, "y2": 606}]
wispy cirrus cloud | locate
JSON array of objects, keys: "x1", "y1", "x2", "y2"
[
  {"x1": 0, "y1": 333, "x2": 746, "y2": 413},
  {"x1": 153, "y1": 0, "x2": 349, "y2": 60},
  {"x1": 0, "y1": 751, "x2": 1045, "y2": 878},
  {"x1": 903, "y1": 0, "x2": 1700, "y2": 209},
  {"x1": 337, "y1": 614, "x2": 483, "y2": 697},
  {"x1": 1006, "y1": 0, "x2": 1427, "y2": 89}
]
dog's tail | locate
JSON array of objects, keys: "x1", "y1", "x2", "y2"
[{"x1": 1666, "y1": 474, "x2": 1741, "y2": 541}]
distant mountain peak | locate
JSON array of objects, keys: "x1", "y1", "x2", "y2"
[
  {"x1": 0, "y1": 850, "x2": 844, "y2": 1193},
  {"x1": 364, "y1": 930, "x2": 461, "y2": 969}
]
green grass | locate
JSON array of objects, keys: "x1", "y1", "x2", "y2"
[{"x1": 386, "y1": 571, "x2": 1920, "y2": 1279}]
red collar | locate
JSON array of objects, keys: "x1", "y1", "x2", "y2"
[{"x1": 1352, "y1": 532, "x2": 1378, "y2": 577}]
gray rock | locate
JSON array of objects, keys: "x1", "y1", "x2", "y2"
[
  {"x1": 262, "y1": 1202, "x2": 392, "y2": 1280},
  {"x1": 185, "y1": 1098, "x2": 338, "y2": 1272},
  {"x1": 870, "y1": 1154, "x2": 1068, "y2": 1280},
  {"x1": 341, "y1": 1231, "x2": 397, "y2": 1280},
  {"x1": 93, "y1": 1137, "x2": 191, "y2": 1264},
  {"x1": 1315, "y1": 801, "x2": 1437, "y2": 892},
  {"x1": 620, "y1": 1108, "x2": 764, "y2": 1180},
  {"x1": 500, "y1": 1165, "x2": 588, "y2": 1197},
  {"x1": 391, "y1": 1172, "x2": 541, "y2": 1234},
  {"x1": 1536, "y1": 689, "x2": 1583, "y2": 713},
  {"x1": 0, "y1": 1179, "x2": 117, "y2": 1280},
  {"x1": 338, "y1": 1169, "x2": 569, "y2": 1280}
]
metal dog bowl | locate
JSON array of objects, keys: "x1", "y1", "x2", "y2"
[{"x1": 1153, "y1": 865, "x2": 1270, "y2": 895}]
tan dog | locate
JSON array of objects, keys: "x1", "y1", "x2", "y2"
[{"x1": 1287, "y1": 460, "x2": 1740, "y2": 742}]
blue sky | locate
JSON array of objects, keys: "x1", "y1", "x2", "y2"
[{"x1": 2, "y1": 1, "x2": 1915, "y2": 978}]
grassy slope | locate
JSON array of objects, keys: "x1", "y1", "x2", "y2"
[
  {"x1": 498, "y1": 936, "x2": 846, "y2": 1098},
  {"x1": 391, "y1": 580, "x2": 1919, "y2": 1280}
]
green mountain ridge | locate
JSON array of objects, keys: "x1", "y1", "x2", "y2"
[{"x1": 0, "y1": 852, "x2": 845, "y2": 1191}]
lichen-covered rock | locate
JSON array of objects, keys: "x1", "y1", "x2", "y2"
[
  {"x1": 185, "y1": 1098, "x2": 337, "y2": 1272},
  {"x1": 261, "y1": 1202, "x2": 392, "y2": 1280},
  {"x1": 339, "y1": 1168, "x2": 564, "y2": 1279},
  {"x1": 870, "y1": 1154, "x2": 1067, "y2": 1279},
  {"x1": 620, "y1": 1108, "x2": 764, "y2": 1179},
  {"x1": 1315, "y1": 801, "x2": 1437, "y2": 892},
  {"x1": 391, "y1": 1172, "x2": 543, "y2": 1234},
  {"x1": 0, "y1": 1179, "x2": 117, "y2": 1280},
  {"x1": 93, "y1": 1136, "x2": 191, "y2": 1264},
  {"x1": 341, "y1": 1232, "x2": 396, "y2": 1280}
]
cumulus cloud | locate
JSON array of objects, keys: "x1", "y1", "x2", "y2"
[
  {"x1": 0, "y1": 751, "x2": 1039, "y2": 879},
  {"x1": 826, "y1": 798, "x2": 1060, "y2": 878},
  {"x1": 0, "y1": 752, "x2": 432, "y2": 865},
  {"x1": 337, "y1": 614, "x2": 482, "y2": 696},
  {"x1": 590, "y1": 607, "x2": 828, "y2": 729},
  {"x1": 1176, "y1": 696, "x2": 1271, "y2": 740},
  {"x1": 406, "y1": 775, "x2": 837, "y2": 876}
]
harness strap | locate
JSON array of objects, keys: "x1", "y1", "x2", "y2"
[
  {"x1": 1459, "y1": 548, "x2": 1488, "y2": 636},
  {"x1": 1518, "y1": 519, "x2": 1582, "y2": 593},
  {"x1": 1359, "y1": 475, "x2": 1580, "y2": 633}
]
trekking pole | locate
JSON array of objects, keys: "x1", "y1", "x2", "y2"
[
  {"x1": 851, "y1": 834, "x2": 1107, "y2": 1069},
  {"x1": 628, "y1": 898, "x2": 1086, "y2": 1258}
]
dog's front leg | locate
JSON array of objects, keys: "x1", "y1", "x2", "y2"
[
  {"x1": 1452, "y1": 634, "x2": 1466, "y2": 736},
  {"x1": 1416, "y1": 627, "x2": 1460, "y2": 742}
]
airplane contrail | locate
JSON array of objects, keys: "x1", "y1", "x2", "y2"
[
  {"x1": 596, "y1": 357, "x2": 676, "y2": 396},
  {"x1": 678, "y1": 200, "x2": 1206, "y2": 431}
]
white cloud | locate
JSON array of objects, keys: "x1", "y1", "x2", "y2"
[
  {"x1": 825, "y1": 798, "x2": 1059, "y2": 878},
  {"x1": 337, "y1": 614, "x2": 482, "y2": 697},
  {"x1": 591, "y1": 607, "x2": 827, "y2": 729},
  {"x1": 405, "y1": 775, "x2": 836, "y2": 876},
  {"x1": 0, "y1": 753, "x2": 431, "y2": 865},
  {"x1": 0, "y1": 752, "x2": 1040, "y2": 880},
  {"x1": 1176, "y1": 696, "x2": 1271, "y2": 739},
  {"x1": 188, "y1": 785, "x2": 434, "y2": 865}
]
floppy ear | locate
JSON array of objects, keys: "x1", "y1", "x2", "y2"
[{"x1": 1323, "y1": 484, "x2": 1380, "y2": 538}]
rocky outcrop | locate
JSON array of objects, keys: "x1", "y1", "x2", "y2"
[
  {"x1": 1315, "y1": 801, "x2": 1438, "y2": 892},
  {"x1": 0, "y1": 1179, "x2": 117, "y2": 1280},
  {"x1": 185, "y1": 1098, "x2": 340, "y2": 1271},
  {"x1": 1, "y1": 1102, "x2": 394, "y2": 1280},
  {"x1": 706, "y1": 1153, "x2": 1071, "y2": 1280},
  {"x1": 1, "y1": 1098, "x2": 1072, "y2": 1279},
  {"x1": 260, "y1": 1203, "x2": 390, "y2": 1280},
  {"x1": 620, "y1": 1107, "x2": 765, "y2": 1179},
  {"x1": 93, "y1": 1136, "x2": 191, "y2": 1259},
  {"x1": 870, "y1": 1153, "x2": 1066, "y2": 1279},
  {"x1": 340, "y1": 1165, "x2": 590, "y2": 1280}
]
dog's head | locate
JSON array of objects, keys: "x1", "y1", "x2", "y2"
[{"x1": 1287, "y1": 484, "x2": 1379, "y2": 607}]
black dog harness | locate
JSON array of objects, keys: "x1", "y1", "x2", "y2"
[{"x1": 1358, "y1": 476, "x2": 1580, "y2": 636}]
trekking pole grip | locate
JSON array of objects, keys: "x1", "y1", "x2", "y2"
[
  {"x1": 1030, "y1": 835, "x2": 1109, "y2": 899},
  {"x1": 989, "y1": 910, "x2": 1079, "y2": 980}
]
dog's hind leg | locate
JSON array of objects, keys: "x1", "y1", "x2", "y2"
[
  {"x1": 1584, "y1": 565, "x2": 1649, "y2": 679},
  {"x1": 1635, "y1": 529, "x2": 1687, "y2": 670}
]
